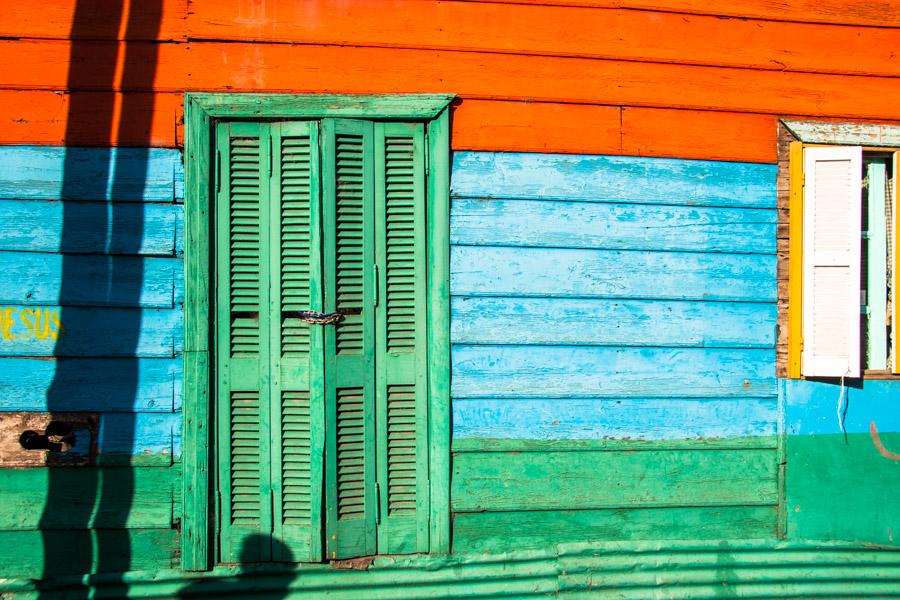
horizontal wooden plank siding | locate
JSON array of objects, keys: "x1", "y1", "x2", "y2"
[
  {"x1": 0, "y1": 466, "x2": 178, "y2": 530},
  {"x1": 0, "y1": 143, "x2": 183, "y2": 575},
  {"x1": 0, "y1": 306, "x2": 181, "y2": 357},
  {"x1": 0, "y1": 252, "x2": 182, "y2": 307},
  {"x1": 4, "y1": 41, "x2": 900, "y2": 120},
  {"x1": 451, "y1": 297, "x2": 775, "y2": 347},
  {"x1": 452, "y1": 397, "x2": 778, "y2": 441},
  {"x1": 0, "y1": 146, "x2": 183, "y2": 201},
  {"x1": 0, "y1": 357, "x2": 180, "y2": 412},
  {"x1": 452, "y1": 506, "x2": 778, "y2": 553},
  {"x1": 448, "y1": 150, "x2": 779, "y2": 548},
  {"x1": 452, "y1": 152, "x2": 777, "y2": 207},
  {"x1": 0, "y1": 199, "x2": 182, "y2": 255},
  {"x1": 452, "y1": 448, "x2": 778, "y2": 511},
  {"x1": 452, "y1": 197, "x2": 776, "y2": 254},
  {"x1": 0, "y1": 528, "x2": 178, "y2": 578}
]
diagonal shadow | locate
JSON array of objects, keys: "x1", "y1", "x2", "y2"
[{"x1": 39, "y1": 1, "x2": 162, "y2": 596}]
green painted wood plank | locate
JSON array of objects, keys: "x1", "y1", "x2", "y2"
[
  {"x1": 0, "y1": 466, "x2": 177, "y2": 530},
  {"x1": 452, "y1": 505, "x2": 778, "y2": 553},
  {"x1": 185, "y1": 94, "x2": 454, "y2": 121},
  {"x1": 0, "y1": 528, "x2": 178, "y2": 579},
  {"x1": 181, "y1": 94, "x2": 213, "y2": 570},
  {"x1": 451, "y1": 448, "x2": 778, "y2": 512},
  {"x1": 426, "y1": 108, "x2": 452, "y2": 555}
]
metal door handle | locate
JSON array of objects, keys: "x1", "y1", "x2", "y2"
[{"x1": 283, "y1": 311, "x2": 344, "y2": 325}]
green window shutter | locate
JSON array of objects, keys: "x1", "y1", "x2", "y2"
[
  {"x1": 322, "y1": 118, "x2": 378, "y2": 559},
  {"x1": 374, "y1": 122, "x2": 429, "y2": 554},
  {"x1": 215, "y1": 121, "x2": 273, "y2": 563},
  {"x1": 269, "y1": 122, "x2": 325, "y2": 562}
]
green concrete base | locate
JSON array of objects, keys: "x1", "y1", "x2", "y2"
[{"x1": 6, "y1": 540, "x2": 900, "y2": 599}]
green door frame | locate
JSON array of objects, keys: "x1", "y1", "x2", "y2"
[{"x1": 182, "y1": 93, "x2": 453, "y2": 571}]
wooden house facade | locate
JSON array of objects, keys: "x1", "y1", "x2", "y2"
[{"x1": 0, "y1": 1, "x2": 899, "y2": 597}]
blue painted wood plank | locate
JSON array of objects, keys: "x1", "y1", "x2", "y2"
[
  {"x1": 98, "y1": 412, "x2": 181, "y2": 458},
  {"x1": 451, "y1": 152, "x2": 777, "y2": 209},
  {"x1": 452, "y1": 345, "x2": 776, "y2": 398},
  {"x1": 0, "y1": 357, "x2": 180, "y2": 412},
  {"x1": 0, "y1": 199, "x2": 179, "y2": 255},
  {"x1": 452, "y1": 397, "x2": 778, "y2": 440},
  {"x1": 0, "y1": 251, "x2": 181, "y2": 308},
  {"x1": 451, "y1": 246, "x2": 776, "y2": 302},
  {"x1": 0, "y1": 146, "x2": 183, "y2": 201},
  {"x1": 784, "y1": 378, "x2": 900, "y2": 436},
  {"x1": 0, "y1": 306, "x2": 182, "y2": 357},
  {"x1": 175, "y1": 204, "x2": 184, "y2": 256},
  {"x1": 451, "y1": 197, "x2": 777, "y2": 254},
  {"x1": 451, "y1": 297, "x2": 775, "y2": 348}
]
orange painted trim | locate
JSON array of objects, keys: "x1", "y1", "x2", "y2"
[
  {"x1": 182, "y1": 0, "x2": 900, "y2": 78},
  {"x1": 5, "y1": 41, "x2": 900, "y2": 122},
  {"x1": 454, "y1": 0, "x2": 900, "y2": 28},
  {"x1": 0, "y1": 90, "x2": 182, "y2": 147}
]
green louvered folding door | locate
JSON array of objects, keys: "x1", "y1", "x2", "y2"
[
  {"x1": 216, "y1": 121, "x2": 324, "y2": 563},
  {"x1": 216, "y1": 118, "x2": 428, "y2": 563},
  {"x1": 374, "y1": 122, "x2": 429, "y2": 554},
  {"x1": 322, "y1": 119, "x2": 378, "y2": 559}
]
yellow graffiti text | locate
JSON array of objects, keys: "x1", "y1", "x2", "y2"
[{"x1": 0, "y1": 307, "x2": 63, "y2": 342}]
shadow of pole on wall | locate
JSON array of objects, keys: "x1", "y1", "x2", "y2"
[{"x1": 39, "y1": 0, "x2": 163, "y2": 596}]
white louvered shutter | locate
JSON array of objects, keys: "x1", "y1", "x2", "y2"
[{"x1": 802, "y1": 146, "x2": 862, "y2": 377}]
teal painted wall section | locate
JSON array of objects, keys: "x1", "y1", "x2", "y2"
[
  {"x1": 449, "y1": 151, "x2": 780, "y2": 551},
  {"x1": 784, "y1": 378, "x2": 900, "y2": 546},
  {"x1": 0, "y1": 146, "x2": 184, "y2": 578}
]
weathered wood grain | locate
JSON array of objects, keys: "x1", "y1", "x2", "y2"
[
  {"x1": 451, "y1": 152, "x2": 777, "y2": 208},
  {"x1": 0, "y1": 528, "x2": 178, "y2": 578},
  {"x1": 0, "y1": 146, "x2": 183, "y2": 201},
  {"x1": 0, "y1": 357, "x2": 180, "y2": 412},
  {"x1": 0, "y1": 0, "x2": 187, "y2": 41},
  {"x1": 451, "y1": 448, "x2": 778, "y2": 511},
  {"x1": 0, "y1": 199, "x2": 181, "y2": 256},
  {"x1": 6, "y1": 41, "x2": 900, "y2": 120},
  {"x1": 451, "y1": 197, "x2": 776, "y2": 254},
  {"x1": 466, "y1": 0, "x2": 900, "y2": 27},
  {"x1": 0, "y1": 251, "x2": 182, "y2": 307},
  {"x1": 184, "y1": 0, "x2": 900, "y2": 77},
  {"x1": 451, "y1": 397, "x2": 778, "y2": 440},
  {"x1": 0, "y1": 466, "x2": 177, "y2": 530},
  {"x1": 450, "y1": 297, "x2": 775, "y2": 347},
  {"x1": 0, "y1": 305, "x2": 181, "y2": 357},
  {"x1": 0, "y1": 91, "x2": 183, "y2": 147},
  {"x1": 451, "y1": 345, "x2": 776, "y2": 398},
  {"x1": 451, "y1": 505, "x2": 778, "y2": 553},
  {"x1": 451, "y1": 246, "x2": 776, "y2": 302}
]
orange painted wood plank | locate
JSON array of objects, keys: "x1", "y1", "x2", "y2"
[
  {"x1": 0, "y1": 0, "x2": 187, "y2": 41},
  {"x1": 451, "y1": 100, "x2": 623, "y2": 155},
  {"x1": 186, "y1": 0, "x2": 900, "y2": 77},
  {"x1": 0, "y1": 91, "x2": 181, "y2": 147},
  {"x1": 5, "y1": 41, "x2": 900, "y2": 121},
  {"x1": 455, "y1": 0, "x2": 900, "y2": 27},
  {"x1": 622, "y1": 108, "x2": 778, "y2": 163}
]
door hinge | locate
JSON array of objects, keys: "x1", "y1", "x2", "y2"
[
  {"x1": 268, "y1": 135, "x2": 273, "y2": 179},
  {"x1": 424, "y1": 133, "x2": 430, "y2": 176},
  {"x1": 375, "y1": 482, "x2": 382, "y2": 524},
  {"x1": 373, "y1": 264, "x2": 379, "y2": 308},
  {"x1": 215, "y1": 149, "x2": 221, "y2": 195}
]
